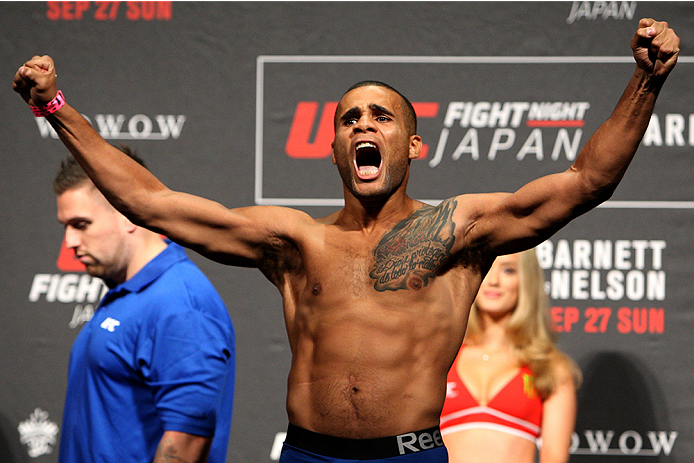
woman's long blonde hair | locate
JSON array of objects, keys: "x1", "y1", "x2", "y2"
[{"x1": 464, "y1": 248, "x2": 581, "y2": 399}]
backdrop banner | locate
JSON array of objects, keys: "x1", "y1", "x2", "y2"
[{"x1": 1, "y1": 2, "x2": 692, "y2": 462}]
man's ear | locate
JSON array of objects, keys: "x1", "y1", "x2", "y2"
[
  {"x1": 331, "y1": 142, "x2": 336, "y2": 164},
  {"x1": 121, "y1": 214, "x2": 138, "y2": 234},
  {"x1": 408, "y1": 135, "x2": 422, "y2": 160}
]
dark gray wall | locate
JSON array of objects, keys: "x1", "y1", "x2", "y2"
[{"x1": 1, "y1": 2, "x2": 692, "y2": 462}]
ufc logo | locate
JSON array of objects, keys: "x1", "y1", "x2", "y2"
[{"x1": 285, "y1": 101, "x2": 439, "y2": 159}]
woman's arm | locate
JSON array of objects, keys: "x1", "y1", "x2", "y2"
[{"x1": 538, "y1": 361, "x2": 578, "y2": 463}]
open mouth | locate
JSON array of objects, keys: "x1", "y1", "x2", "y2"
[{"x1": 355, "y1": 142, "x2": 382, "y2": 180}]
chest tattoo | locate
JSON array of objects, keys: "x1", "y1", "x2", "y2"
[{"x1": 370, "y1": 198, "x2": 457, "y2": 291}]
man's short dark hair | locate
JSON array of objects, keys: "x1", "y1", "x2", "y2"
[
  {"x1": 336, "y1": 81, "x2": 417, "y2": 135},
  {"x1": 53, "y1": 145, "x2": 147, "y2": 195}
]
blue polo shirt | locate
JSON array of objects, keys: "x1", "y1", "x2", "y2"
[{"x1": 58, "y1": 241, "x2": 235, "y2": 463}]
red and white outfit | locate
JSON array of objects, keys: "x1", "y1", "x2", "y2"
[{"x1": 440, "y1": 349, "x2": 543, "y2": 443}]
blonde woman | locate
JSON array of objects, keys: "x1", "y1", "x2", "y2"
[{"x1": 441, "y1": 249, "x2": 581, "y2": 463}]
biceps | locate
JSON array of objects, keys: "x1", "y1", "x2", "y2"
[
  {"x1": 147, "y1": 193, "x2": 279, "y2": 265},
  {"x1": 507, "y1": 169, "x2": 589, "y2": 219},
  {"x1": 473, "y1": 171, "x2": 596, "y2": 251}
]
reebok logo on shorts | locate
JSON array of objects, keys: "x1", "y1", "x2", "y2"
[{"x1": 396, "y1": 428, "x2": 444, "y2": 455}]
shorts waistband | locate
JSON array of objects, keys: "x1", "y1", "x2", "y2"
[{"x1": 284, "y1": 423, "x2": 445, "y2": 460}]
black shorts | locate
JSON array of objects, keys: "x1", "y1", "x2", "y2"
[{"x1": 279, "y1": 424, "x2": 449, "y2": 462}]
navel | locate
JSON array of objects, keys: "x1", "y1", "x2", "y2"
[{"x1": 312, "y1": 282, "x2": 322, "y2": 296}]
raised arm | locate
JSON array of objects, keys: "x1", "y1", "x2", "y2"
[
  {"x1": 13, "y1": 55, "x2": 311, "y2": 269},
  {"x1": 459, "y1": 18, "x2": 680, "y2": 255}
]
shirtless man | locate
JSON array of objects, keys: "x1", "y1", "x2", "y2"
[{"x1": 14, "y1": 18, "x2": 678, "y2": 463}]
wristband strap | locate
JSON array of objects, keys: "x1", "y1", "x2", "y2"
[{"x1": 30, "y1": 90, "x2": 65, "y2": 117}]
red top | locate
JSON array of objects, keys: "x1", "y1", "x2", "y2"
[{"x1": 440, "y1": 349, "x2": 543, "y2": 442}]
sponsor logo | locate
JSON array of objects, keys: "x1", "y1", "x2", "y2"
[
  {"x1": 285, "y1": 101, "x2": 439, "y2": 160},
  {"x1": 35, "y1": 113, "x2": 186, "y2": 140},
  {"x1": 100, "y1": 317, "x2": 121, "y2": 332},
  {"x1": 29, "y1": 273, "x2": 105, "y2": 304},
  {"x1": 570, "y1": 430, "x2": 677, "y2": 456},
  {"x1": 257, "y1": 56, "x2": 692, "y2": 208},
  {"x1": 522, "y1": 373, "x2": 537, "y2": 399},
  {"x1": 28, "y1": 239, "x2": 107, "y2": 328},
  {"x1": 396, "y1": 429, "x2": 444, "y2": 454},
  {"x1": 429, "y1": 100, "x2": 589, "y2": 167},
  {"x1": 18, "y1": 408, "x2": 59, "y2": 458},
  {"x1": 282, "y1": 99, "x2": 588, "y2": 166},
  {"x1": 566, "y1": 1, "x2": 637, "y2": 24},
  {"x1": 446, "y1": 381, "x2": 458, "y2": 398}
]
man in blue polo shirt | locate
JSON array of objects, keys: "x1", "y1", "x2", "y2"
[{"x1": 53, "y1": 150, "x2": 235, "y2": 463}]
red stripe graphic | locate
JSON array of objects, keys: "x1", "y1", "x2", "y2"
[{"x1": 526, "y1": 120, "x2": 585, "y2": 127}]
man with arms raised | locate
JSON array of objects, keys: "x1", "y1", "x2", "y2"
[{"x1": 14, "y1": 18, "x2": 678, "y2": 463}]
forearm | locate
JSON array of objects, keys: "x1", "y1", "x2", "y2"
[
  {"x1": 47, "y1": 102, "x2": 169, "y2": 226},
  {"x1": 571, "y1": 15, "x2": 680, "y2": 198},
  {"x1": 571, "y1": 66, "x2": 664, "y2": 199},
  {"x1": 152, "y1": 431, "x2": 212, "y2": 463}
]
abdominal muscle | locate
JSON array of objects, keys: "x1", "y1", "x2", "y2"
[
  {"x1": 286, "y1": 353, "x2": 445, "y2": 439},
  {"x1": 284, "y1": 292, "x2": 468, "y2": 439}
]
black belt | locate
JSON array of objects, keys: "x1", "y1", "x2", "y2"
[{"x1": 284, "y1": 423, "x2": 445, "y2": 460}]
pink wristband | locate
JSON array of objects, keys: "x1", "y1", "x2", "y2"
[{"x1": 30, "y1": 90, "x2": 65, "y2": 117}]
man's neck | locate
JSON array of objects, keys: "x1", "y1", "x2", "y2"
[
  {"x1": 124, "y1": 232, "x2": 168, "y2": 281},
  {"x1": 340, "y1": 189, "x2": 418, "y2": 233}
]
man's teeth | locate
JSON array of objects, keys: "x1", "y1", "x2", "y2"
[
  {"x1": 356, "y1": 142, "x2": 379, "y2": 175},
  {"x1": 356, "y1": 142, "x2": 376, "y2": 150}
]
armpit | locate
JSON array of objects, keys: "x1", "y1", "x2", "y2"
[{"x1": 258, "y1": 236, "x2": 304, "y2": 286}]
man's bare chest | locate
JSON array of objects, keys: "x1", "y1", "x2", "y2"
[
  {"x1": 308, "y1": 233, "x2": 456, "y2": 294},
  {"x1": 294, "y1": 198, "x2": 465, "y2": 293}
]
